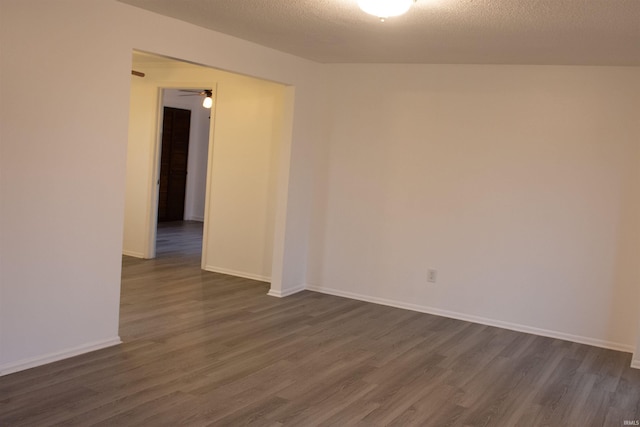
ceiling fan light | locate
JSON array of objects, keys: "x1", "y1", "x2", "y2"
[
  {"x1": 358, "y1": 0, "x2": 413, "y2": 18},
  {"x1": 203, "y1": 95, "x2": 213, "y2": 109}
]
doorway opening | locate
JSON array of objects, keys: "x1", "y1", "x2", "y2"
[
  {"x1": 153, "y1": 89, "x2": 213, "y2": 259},
  {"x1": 122, "y1": 50, "x2": 289, "y2": 287}
]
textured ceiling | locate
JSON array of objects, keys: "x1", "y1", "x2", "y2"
[{"x1": 119, "y1": 0, "x2": 640, "y2": 65}]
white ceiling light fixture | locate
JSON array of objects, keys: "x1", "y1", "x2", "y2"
[{"x1": 358, "y1": 0, "x2": 415, "y2": 21}]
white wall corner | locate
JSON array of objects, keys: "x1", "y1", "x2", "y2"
[
  {"x1": 267, "y1": 283, "x2": 306, "y2": 298},
  {"x1": 0, "y1": 337, "x2": 122, "y2": 377}
]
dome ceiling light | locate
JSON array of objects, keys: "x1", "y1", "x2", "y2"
[{"x1": 357, "y1": 0, "x2": 416, "y2": 22}]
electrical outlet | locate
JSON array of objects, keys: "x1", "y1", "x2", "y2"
[{"x1": 427, "y1": 269, "x2": 437, "y2": 283}]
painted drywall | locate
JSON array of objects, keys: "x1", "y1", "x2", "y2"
[
  {"x1": 0, "y1": 0, "x2": 321, "y2": 373},
  {"x1": 163, "y1": 89, "x2": 210, "y2": 222},
  {"x1": 122, "y1": 75, "x2": 157, "y2": 258},
  {"x1": 205, "y1": 76, "x2": 285, "y2": 281},
  {"x1": 124, "y1": 59, "x2": 286, "y2": 280},
  {"x1": 0, "y1": 0, "x2": 131, "y2": 372},
  {"x1": 307, "y1": 65, "x2": 640, "y2": 352},
  {"x1": 635, "y1": 326, "x2": 640, "y2": 368},
  {"x1": 635, "y1": 118, "x2": 640, "y2": 365}
]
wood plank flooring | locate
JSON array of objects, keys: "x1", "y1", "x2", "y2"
[{"x1": 1, "y1": 220, "x2": 639, "y2": 426}]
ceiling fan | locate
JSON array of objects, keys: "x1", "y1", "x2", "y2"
[{"x1": 179, "y1": 89, "x2": 213, "y2": 108}]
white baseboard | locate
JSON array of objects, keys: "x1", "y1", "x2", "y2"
[
  {"x1": 122, "y1": 249, "x2": 145, "y2": 258},
  {"x1": 204, "y1": 265, "x2": 270, "y2": 283},
  {"x1": 305, "y1": 284, "x2": 634, "y2": 354},
  {"x1": 185, "y1": 216, "x2": 204, "y2": 222},
  {"x1": 0, "y1": 336, "x2": 122, "y2": 377},
  {"x1": 267, "y1": 284, "x2": 306, "y2": 298},
  {"x1": 631, "y1": 358, "x2": 640, "y2": 370}
]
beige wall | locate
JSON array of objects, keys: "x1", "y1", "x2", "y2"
[
  {"x1": 0, "y1": 0, "x2": 321, "y2": 374},
  {"x1": 123, "y1": 75, "x2": 158, "y2": 258},
  {"x1": 124, "y1": 58, "x2": 286, "y2": 281},
  {"x1": 205, "y1": 77, "x2": 285, "y2": 281},
  {"x1": 307, "y1": 65, "x2": 640, "y2": 351}
]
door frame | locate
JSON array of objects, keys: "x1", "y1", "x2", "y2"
[
  {"x1": 133, "y1": 77, "x2": 297, "y2": 296},
  {"x1": 144, "y1": 85, "x2": 216, "y2": 261}
]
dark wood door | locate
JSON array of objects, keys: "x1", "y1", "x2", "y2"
[{"x1": 158, "y1": 107, "x2": 191, "y2": 222}]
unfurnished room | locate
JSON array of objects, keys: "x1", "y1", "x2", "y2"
[{"x1": 1, "y1": 0, "x2": 639, "y2": 425}]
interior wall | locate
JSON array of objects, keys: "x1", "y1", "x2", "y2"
[
  {"x1": 163, "y1": 89, "x2": 210, "y2": 222},
  {"x1": 307, "y1": 64, "x2": 640, "y2": 352},
  {"x1": 124, "y1": 59, "x2": 286, "y2": 281},
  {"x1": 635, "y1": 330, "x2": 640, "y2": 368},
  {"x1": 205, "y1": 76, "x2": 285, "y2": 281},
  {"x1": 635, "y1": 113, "x2": 640, "y2": 367},
  {"x1": 122, "y1": 75, "x2": 157, "y2": 258},
  {"x1": 0, "y1": 0, "x2": 321, "y2": 374}
]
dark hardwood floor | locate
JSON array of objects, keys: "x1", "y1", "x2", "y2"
[{"x1": 1, "y1": 221, "x2": 639, "y2": 426}]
